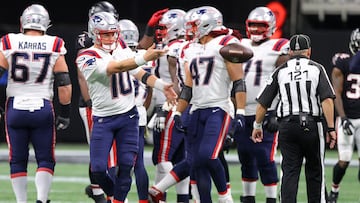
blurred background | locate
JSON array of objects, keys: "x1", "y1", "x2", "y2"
[{"x1": 0, "y1": 0, "x2": 358, "y2": 143}]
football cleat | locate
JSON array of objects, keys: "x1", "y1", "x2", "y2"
[
  {"x1": 148, "y1": 186, "x2": 165, "y2": 203},
  {"x1": 85, "y1": 184, "x2": 107, "y2": 203}
]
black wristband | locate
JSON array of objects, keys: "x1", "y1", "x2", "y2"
[
  {"x1": 59, "y1": 103, "x2": 71, "y2": 118},
  {"x1": 144, "y1": 25, "x2": 155, "y2": 37},
  {"x1": 85, "y1": 99, "x2": 92, "y2": 107},
  {"x1": 327, "y1": 127, "x2": 335, "y2": 133}
]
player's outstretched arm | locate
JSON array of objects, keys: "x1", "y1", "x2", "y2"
[{"x1": 107, "y1": 44, "x2": 168, "y2": 75}]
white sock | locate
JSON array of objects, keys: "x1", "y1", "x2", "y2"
[
  {"x1": 191, "y1": 181, "x2": 200, "y2": 201},
  {"x1": 264, "y1": 184, "x2": 278, "y2": 198},
  {"x1": 155, "y1": 171, "x2": 177, "y2": 192},
  {"x1": 35, "y1": 170, "x2": 53, "y2": 202},
  {"x1": 176, "y1": 176, "x2": 190, "y2": 195},
  {"x1": 155, "y1": 162, "x2": 173, "y2": 184},
  {"x1": 11, "y1": 175, "x2": 27, "y2": 203},
  {"x1": 91, "y1": 184, "x2": 104, "y2": 196},
  {"x1": 242, "y1": 181, "x2": 256, "y2": 196},
  {"x1": 218, "y1": 189, "x2": 234, "y2": 203}
]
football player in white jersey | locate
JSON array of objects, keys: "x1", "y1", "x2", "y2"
[
  {"x1": 149, "y1": 8, "x2": 192, "y2": 203},
  {"x1": 148, "y1": 8, "x2": 201, "y2": 203},
  {"x1": 75, "y1": 2, "x2": 119, "y2": 202},
  {"x1": 236, "y1": 6, "x2": 289, "y2": 203},
  {"x1": 0, "y1": 4, "x2": 72, "y2": 203},
  {"x1": 76, "y1": 12, "x2": 176, "y2": 202},
  {"x1": 118, "y1": 18, "x2": 155, "y2": 203},
  {"x1": 174, "y1": 6, "x2": 247, "y2": 203}
]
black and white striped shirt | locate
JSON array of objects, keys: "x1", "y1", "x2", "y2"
[{"x1": 256, "y1": 55, "x2": 335, "y2": 118}]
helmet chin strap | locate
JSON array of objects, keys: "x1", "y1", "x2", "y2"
[{"x1": 101, "y1": 42, "x2": 118, "y2": 52}]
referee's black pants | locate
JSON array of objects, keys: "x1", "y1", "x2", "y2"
[{"x1": 278, "y1": 117, "x2": 326, "y2": 203}]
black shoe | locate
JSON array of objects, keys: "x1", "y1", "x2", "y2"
[
  {"x1": 85, "y1": 184, "x2": 107, "y2": 203},
  {"x1": 36, "y1": 201, "x2": 50, "y2": 203},
  {"x1": 327, "y1": 191, "x2": 338, "y2": 203},
  {"x1": 240, "y1": 196, "x2": 255, "y2": 203}
]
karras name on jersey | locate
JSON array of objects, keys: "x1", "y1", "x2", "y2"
[{"x1": 18, "y1": 41, "x2": 46, "y2": 50}]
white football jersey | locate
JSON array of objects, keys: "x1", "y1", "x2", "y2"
[
  {"x1": 153, "y1": 39, "x2": 185, "y2": 106},
  {"x1": 133, "y1": 49, "x2": 156, "y2": 126},
  {"x1": 241, "y1": 38, "x2": 289, "y2": 115},
  {"x1": 178, "y1": 40, "x2": 203, "y2": 87},
  {"x1": 187, "y1": 35, "x2": 240, "y2": 115},
  {"x1": 0, "y1": 33, "x2": 66, "y2": 100},
  {"x1": 76, "y1": 43, "x2": 141, "y2": 117}
]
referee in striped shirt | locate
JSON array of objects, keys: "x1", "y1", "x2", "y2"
[{"x1": 251, "y1": 34, "x2": 337, "y2": 203}]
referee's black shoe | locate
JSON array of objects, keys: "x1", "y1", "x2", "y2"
[{"x1": 327, "y1": 191, "x2": 338, "y2": 203}]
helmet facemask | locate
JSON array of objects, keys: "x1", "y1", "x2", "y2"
[
  {"x1": 94, "y1": 30, "x2": 119, "y2": 52},
  {"x1": 246, "y1": 21, "x2": 272, "y2": 42},
  {"x1": 155, "y1": 24, "x2": 168, "y2": 45}
]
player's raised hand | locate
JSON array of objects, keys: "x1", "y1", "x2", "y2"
[
  {"x1": 144, "y1": 44, "x2": 168, "y2": 61},
  {"x1": 147, "y1": 8, "x2": 169, "y2": 27}
]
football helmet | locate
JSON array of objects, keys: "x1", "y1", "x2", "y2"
[
  {"x1": 156, "y1": 9, "x2": 186, "y2": 44},
  {"x1": 184, "y1": 8, "x2": 197, "y2": 40},
  {"x1": 119, "y1": 19, "x2": 139, "y2": 47},
  {"x1": 188, "y1": 6, "x2": 223, "y2": 40},
  {"x1": 88, "y1": 1, "x2": 119, "y2": 20},
  {"x1": 20, "y1": 4, "x2": 51, "y2": 33},
  {"x1": 349, "y1": 28, "x2": 360, "y2": 55},
  {"x1": 246, "y1": 7, "x2": 276, "y2": 42},
  {"x1": 88, "y1": 12, "x2": 120, "y2": 51}
]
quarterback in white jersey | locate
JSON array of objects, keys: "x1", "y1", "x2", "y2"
[
  {"x1": 76, "y1": 12, "x2": 175, "y2": 202},
  {"x1": 0, "y1": 4, "x2": 72, "y2": 203}
]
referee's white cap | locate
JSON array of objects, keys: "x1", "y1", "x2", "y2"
[{"x1": 289, "y1": 34, "x2": 311, "y2": 51}]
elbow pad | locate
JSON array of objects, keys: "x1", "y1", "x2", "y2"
[
  {"x1": 179, "y1": 85, "x2": 192, "y2": 102},
  {"x1": 54, "y1": 72, "x2": 71, "y2": 87}
]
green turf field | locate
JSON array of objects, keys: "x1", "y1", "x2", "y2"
[{"x1": 0, "y1": 143, "x2": 359, "y2": 202}]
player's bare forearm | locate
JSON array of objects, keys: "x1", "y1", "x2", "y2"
[
  {"x1": 77, "y1": 69, "x2": 91, "y2": 102},
  {"x1": 331, "y1": 68, "x2": 346, "y2": 117},
  {"x1": 58, "y1": 85, "x2": 72, "y2": 105},
  {"x1": 322, "y1": 98, "x2": 335, "y2": 128},
  {"x1": 255, "y1": 103, "x2": 268, "y2": 124}
]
